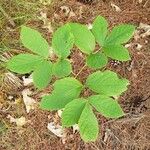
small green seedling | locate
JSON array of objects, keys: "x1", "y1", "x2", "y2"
[
  {"x1": 6, "y1": 16, "x2": 135, "y2": 142},
  {"x1": 40, "y1": 70, "x2": 129, "y2": 142}
]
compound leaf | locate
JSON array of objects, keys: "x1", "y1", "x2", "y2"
[
  {"x1": 52, "y1": 24, "x2": 74, "y2": 58},
  {"x1": 105, "y1": 24, "x2": 135, "y2": 45},
  {"x1": 7, "y1": 54, "x2": 43, "y2": 74},
  {"x1": 86, "y1": 52, "x2": 108, "y2": 69},
  {"x1": 79, "y1": 103, "x2": 99, "y2": 142},
  {"x1": 62, "y1": 98, "x2": 86, "y2": 127},
  {"x1": 40, "y1": 78, "x2": 83, "y2": 110},
  {"x1": 21, "y1": 26, "x2": 49, "y2": 58},
  {"x1": 103, "y1": 45, "x2": 131, "y2": 61},
  {"x1": 69, "y1": 23, "x2": 95, "y2": 54},
  {"x1": 89, "y1": 95, "x2": 124, "y2": 118},
  {"x1": 86, "y1": 70, "x2": 129, "y2": 96},
  {"x1": 92, "y1": 16, "x2": 108, "y2": 46},
  {"x1": 53, "y1": 59, "x2": 72, "y2": 78},
  {"x1": 33, "y1": 61, "x2": 53, "y2": 89}
]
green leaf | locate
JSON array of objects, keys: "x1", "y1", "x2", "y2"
[
  {"x1": 69, "y1": 23, "x2": 95, "y2": 54},
  {"x1": 7, "y1": 54, "x2": 43, "y2": 74},
  {"x1": 40, "y1": 90, "x2": 81, "y2": 110},
  {"x1": 33, "y1": 61, "x2": 53, "y2": 89},
  {"x1": 53, "y1": 77, "x2": 83, "y2": 93},
  {"x1": 53, "y1": 59, "x2": 72, "y2": 78},
  {"x1": 21, "y1": 26, "x2": 49, "y2": 58},
  {"x1": 40, "y1": 78, "x2": 83, "y2": 110},
  {"x1": 86, "y1": 70, "x2": 129, "y2": 96},
  {"x1": 62, "y1": 98, "x2": 86, "y2": 127},
  {"x1": 86, "y1": 52, "x2": 108, "y2": 69},
  {"x1": 103, "y1": 45, "x2": 131, "y2": 61},
  {"x1": 92, "y1": 16, "x2": 108, "y2": 46},
  {"x1": 52, "y1": 24, "x2": 74, "y2": 58},
  {"x1": 79, "y1": 103, "x2": 99, "y2": 142},
  {"x1": 89, "y1": 95, "x2": 124, "y2": 118},
  {"x1": 40, "y1": 94, "x2": 62, "y2": 110},
  {"x1": 105, "y1": 24, "x2": 135, "y2": 45}
]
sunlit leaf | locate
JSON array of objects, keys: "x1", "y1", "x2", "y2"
[
  {"x1": 21, "y1": 26, "x2": 49, "y2": 58},
  {"x1": 89, "y1": 95, "x2": 124, "y2": 118},
  {"x1": 7, "y1": 54, "x2": 43, "y2": 74},
  {"x1": 86, "y1": 70, "x2": 129, "y2": 96}
]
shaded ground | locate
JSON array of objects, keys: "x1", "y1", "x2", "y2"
[{"x1": 0, "y1": 0, "x2": 150, "y2": 150}]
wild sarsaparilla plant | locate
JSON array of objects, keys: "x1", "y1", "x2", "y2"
[{"x1": 7, "y1": 16, "x2": 135, "y2": 142}]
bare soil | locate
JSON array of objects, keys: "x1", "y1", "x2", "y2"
[{"x1": 0, "y1": 0, "x2": 150, "y2": 150}]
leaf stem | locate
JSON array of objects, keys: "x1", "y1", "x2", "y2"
[
  {"x1": 93, "y1": 47, "x2": 102, "y2": 54},
  {"x1": 75, "y1": 64, "x2": 86, "y2": 78}
]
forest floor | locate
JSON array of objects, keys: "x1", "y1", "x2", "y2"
[{"x1": 0, "y1": 0, "x2": 150, "y2": 150}]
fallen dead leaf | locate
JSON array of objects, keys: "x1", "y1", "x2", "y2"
[
  {"x1": 22, "y1": 89, "x2": 36, "y2": 113},
  {"x1": 125, "y1": 43, "x2": 132, "y2": 48},
  {"x1": 38, "y1": 11, "x2": 53, "y2": 33},
  {"x1": 141, "y1": 30, "x2": 150, "y2": 38},
  {"x1": 136, "y1": 43, "x2": 142, "y2": 50},
  {"x1": 2, "y1": 72, "x2": 23, "y2": 93},
  {"x1": 134, "y1": 30, "x2": 141, "y2": 41},
  {"x1": 68, "y1": 10, "x2": 76, "y2": 18},
  {"x1": 60, "y1": 6, "x2": 70, "y2": 16},
  {"x1": 111, "y1": 3, "x2": 121, "y2": 12},
  {"x1": 78, "y1": 6, "x2": 84, "y2": 19},
  {"x1": 73, "y1": 124, "x2": 79, "y2": 133},
  {"x1": 139, "y1": 23, "x2": 150, "y2": 37},
  {"x1": 22, "y1": 75, "x2": 33, "y2": 86},
  {"x1": 47, "y1": 122, "x2": 63, "y2": 137},
  {"x1": 7, "y1": 115, "x2": 27, "y2": 127},
  {"x1": 139, "y1": 23, "x2": 150, "y2": 31}
]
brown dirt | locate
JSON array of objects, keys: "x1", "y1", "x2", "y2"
[{"x1": 0, "y1": 0, "x2": 150, "y2": 150}]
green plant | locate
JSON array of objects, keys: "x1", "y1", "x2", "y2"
[
  {"x1": 40, "y1": 70, "x2": 129, "y2": 141},
  {"x1": 6, "y1": 16, "x2": 135, "y2": 142},
  {"x1": 87, "y1": 16, "x2": 135, "y2": 69},
  {"x1": 7, "y1": 16, "x2": 135, "y2": 89},
  {"x1": 7, "y1": 25, "x2": 73, "y2": 89}
]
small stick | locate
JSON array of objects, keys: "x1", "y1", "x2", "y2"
[
  {"x1": 75, "y1": 64, "x2": 86, "y2": 78},
  {"x1": 143, "y1": 0, "x2": 149, "y2": 7}
]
